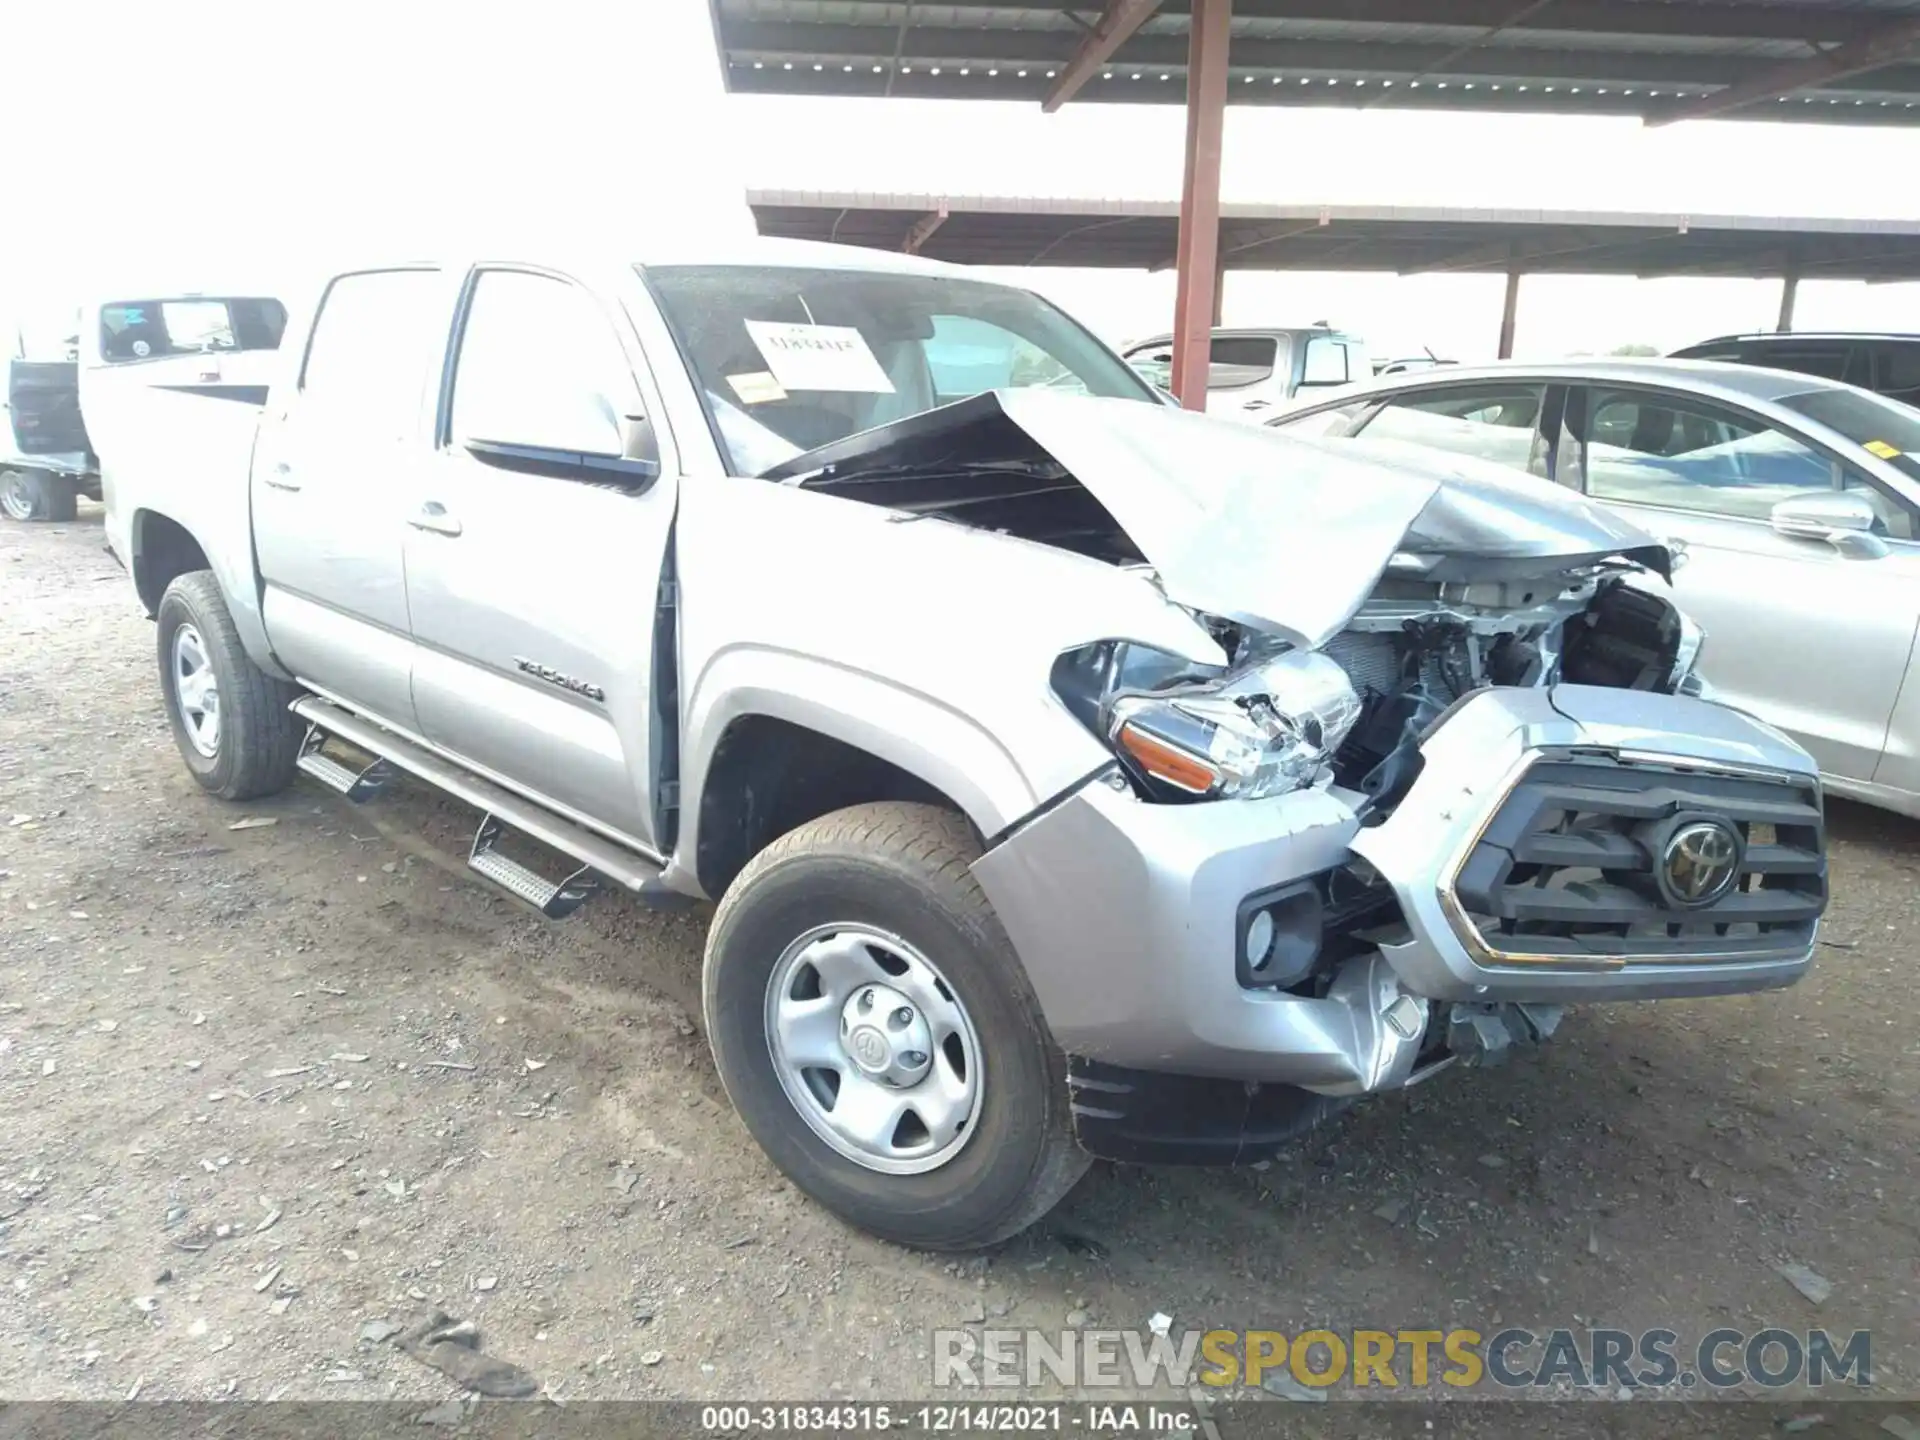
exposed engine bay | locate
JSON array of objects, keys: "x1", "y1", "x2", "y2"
[{"x1": 1051, "y1": 561, "x2": 1697, "y2": 815}]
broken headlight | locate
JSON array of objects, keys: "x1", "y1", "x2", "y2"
[{"x1": 1055, "y1": 643, "x2": 1362, "y2": 801}]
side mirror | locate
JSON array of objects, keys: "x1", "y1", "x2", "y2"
[{"x1": 1770, "y1": 490, "x2": 1886, "y2": 558}]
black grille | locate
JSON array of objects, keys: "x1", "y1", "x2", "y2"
[{"x1": 1451, "y1": 756, "x2": 1826, "y2": 962}]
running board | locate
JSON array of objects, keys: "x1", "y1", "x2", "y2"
[
  {"x1": 297, "y1": 725, "x2": 394, "y2": 802},
  {"x1": 470, "y1": 815, "x2": 596, "y2": 919},
  {"x1": 289, "y1": 696, "x2": 687, "y2": 912}
]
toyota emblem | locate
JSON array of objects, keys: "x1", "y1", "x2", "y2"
[{"x1": 1661, "y1": 820, "x2": 1741, "y2": 908}]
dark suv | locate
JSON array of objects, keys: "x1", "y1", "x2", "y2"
[{"x1": 1671, "y1": 332, "x2": 1920, "y2": 407}]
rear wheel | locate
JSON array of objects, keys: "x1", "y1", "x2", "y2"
[
  {"x1": 155, "y1": 571, "x2": 304, "y2": 801},
  {"x1": 0, "y1": 468, "x2": 77, "y2": 522},
  {"x1": 704, "y1": 802, "x2": 1089, "y2": 1250}
]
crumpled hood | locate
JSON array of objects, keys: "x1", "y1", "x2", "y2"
[{"x1": 765, "y1": 389, "x2": 1668, "y2": 649}]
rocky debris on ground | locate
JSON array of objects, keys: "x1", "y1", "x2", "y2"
[
  {"x1": 1776, "y1": 1262, "x2": 1834, "y2": 1306},
  {"x1": 396, "y1": 1309, "x2": 540, "y2": 1398}
]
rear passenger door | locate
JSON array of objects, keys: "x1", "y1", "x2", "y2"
[
  {"x1": 403, "y1": 266, "x2": 677, "y2": 850},
  {"x1": 1565, "y1": 383, "x2": 1920, "y2": 782},
  {"x1": 253, "y1": 268, "x2": 448, "y2": 728}
]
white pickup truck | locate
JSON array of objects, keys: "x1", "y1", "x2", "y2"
[{"x1": 105, "y1": 238, "x2": 1827, "y2": 1250}]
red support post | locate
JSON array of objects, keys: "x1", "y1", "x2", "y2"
[{"x1": 1169, "y1": 0, "x2": 1231, "y2": 411}]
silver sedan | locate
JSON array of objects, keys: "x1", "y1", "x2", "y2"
[{"x1": 1268, "y1": 358, "x2": 1920, "y2": 817}]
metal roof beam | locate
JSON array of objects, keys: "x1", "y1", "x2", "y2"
[
  {"x1": 1183, "y1": 0, "x2": 1889, "y2": 44},
  {"x1": 902, "y1": 204, "x2": 949, "y2": 254},
  {"x1": 720, "y1": 22, "x2": 1920, "y2": 93},
  {"x1": 1153, "y1": 213, "x2": 1330, "y2": 271},
  {"x1": 1401, "y1": 228, "x2": 1685, "y2": 275},
  {"x1": 1044, "y1": 0, "x2": 1164, "y2": 111},
  {"x1": 1647, "y1": 13, "x2": 1920, "y2": 124},
  {"x1": 844, "y1": 0, "x2": 1895, "y2": 43}
]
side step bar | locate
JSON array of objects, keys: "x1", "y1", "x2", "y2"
[
  {"x1": 290, "y1": 696, "x2": 692, "y2": 914},
  {"x1": 469, "y1": 816, "x2": 596, "y2": 920},
  {"x1": 297, "y1": 725, "x2": 394, "y2": 802}
]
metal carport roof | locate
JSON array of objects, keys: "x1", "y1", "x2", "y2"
[
  {"x1": 748, "y1": 190, "x2": 1920, "y2": 280},
  {"x1": 713, "y1": 1, "x2": 1920, "y2": 125}
]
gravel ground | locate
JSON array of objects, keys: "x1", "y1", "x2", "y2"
[{"x1": 2, "y1": 509, "x2": 1916, "y2": 1414}]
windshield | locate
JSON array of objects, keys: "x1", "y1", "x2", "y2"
[
  {"x1": 643, "y1": 264, "x2": 1157, "y2": 475},
  {"x1": 1778, "y1": 386, "x2": 1920, "y2": 484}
]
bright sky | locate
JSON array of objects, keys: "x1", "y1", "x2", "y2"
[{"x1": 8, "y1": 2, "x2": 1920, "y2": 360}]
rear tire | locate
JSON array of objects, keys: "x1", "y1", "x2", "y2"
[
  {"x1": 0, "y1": 468, "x2": 77, "y2": 522},
  {"x1": 704, "y1": 802, "x2": 1090, "y2": 1251},
  {"x1": 155, "y1": 571, "x2": 303, "y2": 801}
]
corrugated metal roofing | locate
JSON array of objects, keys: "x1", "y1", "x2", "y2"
[
  {"x1": 712, "y1": 0, "x2": 1920, "y2": 121},
  {"x1": 748, "y1": 190, "x2": 1920, "y2": 278}
]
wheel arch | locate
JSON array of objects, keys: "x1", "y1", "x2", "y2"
[
  {"x1": 128, "y1": 505, "x2": 290, "y2": 681},
  {"x1": 677, "y1": 657, "x2": 1042, "y2": 900},
  {"x1": 131, "y1": 508, "x2": 212, "y2": 615}
]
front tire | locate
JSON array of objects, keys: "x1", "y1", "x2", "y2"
[
  {"x1": 155, "y1": 571, "x2": 303, "y2": 801},
  {"x1": 0, "y1": 468, "x2": 78, "y2": 523},
  {"x1": 704, "y1": 803, "x2": 1090, "y2": 1250}
]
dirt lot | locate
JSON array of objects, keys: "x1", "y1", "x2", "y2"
[{"x1": 2, "y1": 510, "x2": 1916, "y2": 1414}]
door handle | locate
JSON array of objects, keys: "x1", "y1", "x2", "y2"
[
  {"x1": 262, "y1": 462, "x2": 300, "y2": 492},
  {"x1": 409, "y1": 502, "x2": 463, "y2": 537}
]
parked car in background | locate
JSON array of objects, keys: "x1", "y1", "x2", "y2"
[
  {"x1": 103, "y1": 243, "x2": 1823, "y2": 1248},
  {"x1": 4, "y1": 311, "x2": 98, "y2": 521},
  {"x1": 2, "y1": 289, "x2": 292, "y2": 524},
  {"x1": 1122, "y1": 324, "x2": 1369, "y2": 420},
  {"x1": 1672, "y1": 332, "x2": 1920, "y2": 407},
  {"x1": 1269, "y1": 358, "x2": 1920, "y2": 816}
]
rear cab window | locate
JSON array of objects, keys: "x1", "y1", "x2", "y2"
[
  {"x1": 1206, "y1": 335, "x2": 1279, "y2": 390},
  {"x1": 100, "y1": 297, "x2": 287, "y2": 363}
]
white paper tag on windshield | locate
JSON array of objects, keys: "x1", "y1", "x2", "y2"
[
  {"x1": 745, "y1": 320, "x2": 895, "y2": 394},
  {"x1": 727, "y1": 370, "x2": 788, "y2": 405}
]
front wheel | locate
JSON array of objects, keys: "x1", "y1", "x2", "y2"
[
  {"x1": 704, "y1": 803, "x2": 1090, "y2": 1250},
  {"x1": 155, "y1": 571, "x2": 304, "y2": 801},
  {"x1": 0, "y1": 468, "x2": 77, "y2": 522}
]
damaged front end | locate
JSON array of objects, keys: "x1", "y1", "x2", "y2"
[{"x1": 772, "y1": 388, "x2": 1824, "y2": 1165}]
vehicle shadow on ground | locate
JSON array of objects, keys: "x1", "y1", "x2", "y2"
[{"x1": 1825, "y1": 792, "x2": 1920, "y2": 849}]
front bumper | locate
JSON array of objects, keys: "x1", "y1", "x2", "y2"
[{"x1": 972, "y1": 684, "x2": 1823, "y2": 1093}]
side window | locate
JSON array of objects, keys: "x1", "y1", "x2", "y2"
[
  {"x1": 1298, "y1": 335, "x2": 1350, "y2": 389},
  {"x1": 300, "y1": 269, "x2": 445, "y2": 440},
  {"x1": 1208, "y1": 336, "x2": 1277, "y2": 390},
  {"x1": 1578, "y1": 388, "x2": 1839, "y2": 520},
  {"x1": 1351, "y1": 385, "x2": 1545, "y2": 473},
  {"x1": 1747, "y1": 345, "x2": 1851, "y2": 383},
  {"x1": 449, "y1": 271, "x2": 639, "y2": 456},
  {"x1": 1874, "y1": 343, "x2": 1920, "y2": 405}
]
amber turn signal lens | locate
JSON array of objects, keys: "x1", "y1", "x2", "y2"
[{"x1": 1115, "y1": 721, "x2": 1220, "y2": 795}]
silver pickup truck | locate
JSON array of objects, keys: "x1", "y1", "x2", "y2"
[{"x1": 107, "y1": 239, "x2": 1828, "y2": 1250}]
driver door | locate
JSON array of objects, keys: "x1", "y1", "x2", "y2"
[
  {"x1": 1564, "y1": 383, "x2": 1920, "y2": 783},
  {"x1": 403, "y1": 266, "x2": 677, "y2": 849}
]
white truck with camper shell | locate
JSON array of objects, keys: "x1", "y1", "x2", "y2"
[{"x1": 103, "y1": 238, "x2": 1828, "y2": 1249}]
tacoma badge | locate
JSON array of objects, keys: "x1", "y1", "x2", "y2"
[{"x1": 512, "y1": 656, "x2": 606, "y2": 703}]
